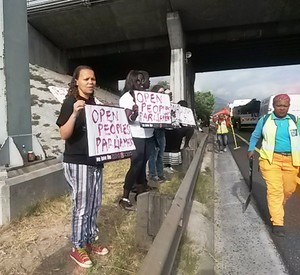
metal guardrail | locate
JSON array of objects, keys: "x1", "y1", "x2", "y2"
[{"x1": 138, "y1": 133, "x2": 208, "y2": 275}]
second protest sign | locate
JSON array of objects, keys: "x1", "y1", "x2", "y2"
[{"x1": 134, "y1": 90, "x2": 172, "y2": 127}]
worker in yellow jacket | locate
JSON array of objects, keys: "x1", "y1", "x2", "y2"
[
  {"x1": 248, "y1": 94, "x2": 300, "y2": 237},
  {"x1": 215, "y1": 113, "x2": 230, "y2": 152}
]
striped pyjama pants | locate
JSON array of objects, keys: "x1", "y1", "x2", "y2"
[{"x1": 63, "y1": 163, "x2": 103, "y2": 248}]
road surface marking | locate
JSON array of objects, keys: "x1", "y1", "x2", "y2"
[{"x1": 235, "y1": 133, "x2": 260, "y2": 153}]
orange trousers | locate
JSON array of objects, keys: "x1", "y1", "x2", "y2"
[{"x1": 259, "y1": 153, "x2": 299, "y2": 226}]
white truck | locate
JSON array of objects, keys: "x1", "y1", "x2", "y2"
[{"x1": 230, "y1": 98, "x2": 261, "y2": 130}]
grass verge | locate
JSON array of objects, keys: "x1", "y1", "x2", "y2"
[
  {"x1": 175, "y1": 145, "x2": 214, "y2": 275},
  {"x1": 0, "y1": 160, "x2": 190, "y2": 274},
  {"x1": 194, "y1": 166, "x2": 214, "y2": 220},
  {"x1": 175, "y1": 236, "x2": 201, "y2": 275}
]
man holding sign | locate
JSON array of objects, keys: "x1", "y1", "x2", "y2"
[{"x1": 147, "y1": 85, "x2": 168, "y2": 182}]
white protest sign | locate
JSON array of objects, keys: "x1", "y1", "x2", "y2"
[
  {"x1": 179, "y1": 105, "x2": 196, "y2": 126},
  {"x1": 48, "y1": 86, "x2": 102, "y2": 104},
  {"x1": 134, "y1": 90, "x2": 172, "y2": 127},
  {"x1": 85, "y1": 105, "x2": 135, "y2": 161}
]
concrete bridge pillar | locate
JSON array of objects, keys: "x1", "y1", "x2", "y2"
[
  {"x1": 167, "y1": 12, "x2": 196, "y2": 108},
  {"x1": 167, "y1": 12, "x2": 186, "y2": 104},
  {"x1": 186, "y1": 62, "x2": 196, "y2": 110},
  {"x1": 0, "y1": 0, "x2": 44, "y2": 168},
  {"x1": 0, "y1": 1, "x2": 64, "y2": 225}
]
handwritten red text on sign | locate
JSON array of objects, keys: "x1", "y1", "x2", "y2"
[
  {"x1": 85, "y1": 105, "x2": 135, "y2": 157},
  {"x1": 134, "y1": 91, "x2": 171, "y2": 124}
]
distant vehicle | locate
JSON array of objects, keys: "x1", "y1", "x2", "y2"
[
  {"x1": 231, "y1": 99, "x2": 261, "y2": 130},
  {"x1": 259, "y1": 94, "x2": 300, "y2": 118},
  {"x1": 229, "y1": 99, "x2": 252, "y2": 110}
]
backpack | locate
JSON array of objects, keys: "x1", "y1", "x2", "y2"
[{"x1": 262, "y1": 113, "x2": 297, "y2": 127}]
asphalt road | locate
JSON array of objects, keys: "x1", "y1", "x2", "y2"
[{"x1": 227, "y1": 128, "x2": 300, "y2": 275}]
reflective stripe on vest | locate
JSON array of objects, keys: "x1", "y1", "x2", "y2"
[
  {"x1": 216, "y1": 120, "x2": 228, "y2": 134},
  {"x1": 260, "y1": 115, "x2": 300, "y2": 165}
]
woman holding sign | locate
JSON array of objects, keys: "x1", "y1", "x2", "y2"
[
  {"x1": 56, "y1": 65, "x2": 109, "y2": 268},
  {"x1": 119, "y1": 70, "x2": 154, "y2": 210}
]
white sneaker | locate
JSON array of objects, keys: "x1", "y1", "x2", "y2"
[
  {"x1": 164, "y1": 167, "x2": 174, "y2": 174},
  {"x1": 169, "y1": 167, "x2": 177, "y2": 172},
  {"x1": 223, "y1": 148, "x2": 227, "y2": 152}
]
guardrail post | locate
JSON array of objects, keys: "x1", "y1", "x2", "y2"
[
  {"x1": 136, "y1": 192, "x2": 152, "y2": 249},
  {"x1": 181, "y1": 147, "x2": 195, "y2": 171},
  {"x1": 136, "y1": 192, "x2": 173, "y2": 249},
  {"x1": 181, "y1": 131, "x2": 200, "y2": 171}
]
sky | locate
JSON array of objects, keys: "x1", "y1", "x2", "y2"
[
  {"x1": 119, "y1": 64, "x2": 300, "y2": 104},
  {"x1": 194, "y1": 64, "x2": 300, "y2": 103}
]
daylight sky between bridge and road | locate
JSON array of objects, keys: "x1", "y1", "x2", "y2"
[
  {"x1": 194, "y1": 64, "x2": 300, "y2": 103},
  {"x1": 118, "y1": 64, "x2": 300, "y2": 104}
]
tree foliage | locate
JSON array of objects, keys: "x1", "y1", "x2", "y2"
[
  {"x1": 155, "y1": 80, "x2": 170, "y2": 90},
  {"x1": 194, "y1": 91, "x2": 215, "y2": 125}
]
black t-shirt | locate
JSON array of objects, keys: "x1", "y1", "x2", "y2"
[{"x1": 56, "y1": 95, "x2": 102, "y2": 166}]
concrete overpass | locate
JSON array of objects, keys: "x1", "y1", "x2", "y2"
[
  {"x1": 1, "y1": 0, "x2": 300, "y2": 164},
  {"x1": 1, "y1": 0, "x2": 300, "y2": 224},
  {"x1": 27, "y1": 0, "x2": 300, "y2": 101}
]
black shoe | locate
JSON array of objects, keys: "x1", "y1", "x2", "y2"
[
  {"x1": 119, "y1": 198, "x2": 136, "y2": 211},
  {"x1": 272, "y1": 225, "x2": 285, "y2": 237},
  {"x1": 149, "y1": 176, "x2": 160, "y2": 182},
  {"x1": 158, "y1": 176, "x2": 167, "y2": 182}
]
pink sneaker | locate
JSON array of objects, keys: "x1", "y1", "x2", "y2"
[
  {"x1": 70, "y1": 247, "x2": 92, "y2": 268},
  {"x1": 86, "y1": 243, "x2": 109, "y2": 256}
]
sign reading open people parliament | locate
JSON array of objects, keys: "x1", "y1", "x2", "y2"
[
  {"x1": 179, "y1": 105, "x2": 196, "y2": 126},
  {"x1": 85, "y1": 105, "x2": 136, "y2": 162},
  {"x1": 134, "y1": 90, "x2": 172, "y2": 127},
  {"x1": 171, "y1": 103, "x2": 196, "y2": 127}
]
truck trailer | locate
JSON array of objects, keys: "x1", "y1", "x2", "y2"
[{"x1": 231, "y1": 99, "x2": 261, "y2": 130}]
